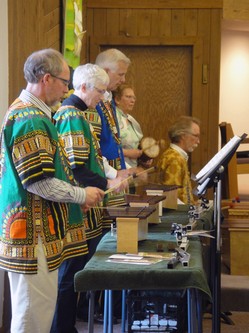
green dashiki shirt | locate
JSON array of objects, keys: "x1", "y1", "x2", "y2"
[
  {"x1": 54, "y1": 103, "x2": 105, "y2": 240},
  {"x1": 0, "y1": 97, "x2": 88, "y2": 274},
  {"x1": 157, "y1": 147, "x2": 194, "y2": 204},
  {"x1": 85, "y1": 108, "x2": 127, "y2": 230}
]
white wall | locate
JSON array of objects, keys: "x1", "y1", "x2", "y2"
[
  {"x1": 219, "y1": 28, "x2": 249, "y2": 195},
  {"x1": 0, "y1": 0, "x2": 8, "y2": 123},
  {"x1": 0, "y1": 0, "x2": 8, "y2": 326}
]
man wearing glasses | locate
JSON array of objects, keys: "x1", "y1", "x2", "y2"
[
  {"x1": 0, "y1": 49, "x2": 104, "y2": 333},
  {"x1": 157, "y1": 116, "x2": 201, "y2": 204}
]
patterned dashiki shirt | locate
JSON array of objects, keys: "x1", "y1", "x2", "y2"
[
  {"x1": 157, "y1": 146, "x2": 194, "y2": 204},
  {"x1": 54, "y1": 95, "x2": 105, "y2": 240},
  {"x1": 0, "y1": 92, "x2": 88, "y2": 274}
]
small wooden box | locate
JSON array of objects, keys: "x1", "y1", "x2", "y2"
[
  {"x1": 116, "y1": 217, "x2": 148, "y2": 253},
  {"x1": 106, "y1": 206, "x2": 156, "y2": 254}
]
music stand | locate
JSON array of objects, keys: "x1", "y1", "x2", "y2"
[{"x1": 192, "y1": 133, "x2": 247, "y2": 333}]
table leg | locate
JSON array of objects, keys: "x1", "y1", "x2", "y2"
[
  {"x1": 103, "y1": 290, "x2": 108, "y2": 333},
  {"x1": 196, "y1": 289, "x2": 203, "y2": 333},
  {"x1": 108, "y1": 290, "x2": 113, "y2": 333},
  {"x1": 121, "y1": 290, "x2": 126, "y2": 333},
  {"x1": 88, "y1": 290, "x2": 95, "y2": 333},
  {"x1": 187, "y1": 288, "x2": 198, "y2": 333}
]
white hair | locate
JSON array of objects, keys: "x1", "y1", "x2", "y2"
[
  {"x1": 95, "y1": 48, "x2": 131, "y2": 72},
  {"x1": 73, "y1": 63, "x2": 110, "y2": 90}
]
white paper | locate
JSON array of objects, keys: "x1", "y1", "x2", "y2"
[{"x1": 194, "y1": 135, "x2": 244, "y2": 184}]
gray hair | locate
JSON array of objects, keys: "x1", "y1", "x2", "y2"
[
  {"x1": 95, "y1": 48, "x2": 131, "y2": 72},
  {"x1": 73, "y1": 63, "x2": 110, "y2": 91},
  {"x1": 24, "y1": 48, "x2": 66, "y2": 83},
  {"x1": 168, "y1": 116, "x2": 200, "y2": 143}
]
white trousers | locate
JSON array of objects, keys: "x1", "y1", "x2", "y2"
[{"x1": 8, "y1": 236, "x2": 58, "y2": 333}]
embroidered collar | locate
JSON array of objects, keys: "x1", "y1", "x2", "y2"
[{"x1": 62, "y1": 94, "x2": 87, "y2": 111}]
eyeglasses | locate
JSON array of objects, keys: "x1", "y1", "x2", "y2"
[
  {"x1": 94, "y1": 86, "x2": 106, "y2": 95},
  {"x1": 50, "y1": 74, "x2": 70, "y2": 86}
]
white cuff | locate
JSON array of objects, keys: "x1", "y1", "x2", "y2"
[{"x1": 103, "y1": 156, "x2": 118, "y2": 179}]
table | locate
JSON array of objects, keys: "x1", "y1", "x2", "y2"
[{"x1": 75, "y1": 205, "x2": 212, "y2": 333}]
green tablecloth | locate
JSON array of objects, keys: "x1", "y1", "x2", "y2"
[{"x1": 74, "y1": 206, "x2": 212, "y2": 299}]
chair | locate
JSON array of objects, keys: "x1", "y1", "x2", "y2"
[{"x1": 219, "y1": 122, "x2": 249, "y2": 199}]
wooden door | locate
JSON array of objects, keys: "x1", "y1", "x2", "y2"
[{"x1": 106, "y1": 45, "x2": 192, "y2": 145}]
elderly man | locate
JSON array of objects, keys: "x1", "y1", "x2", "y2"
[
  {"x1": 157, "y1": 116, "x2": 200, "y2": 204},
  {"x1": 0, "y1": 49, "x2": 104, "y2": 333},
  {"x1": 95, "y1": 49, "x2": 132, "y2": 167}
]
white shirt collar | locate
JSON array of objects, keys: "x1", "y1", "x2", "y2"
[
  {"x1": 170, "y1": 143, "x2": 189, "y2": 161},
  {"x1": 103, "y1": 91, "x2": 112, "y2": 102},
  {"x1": 19, "y1": 89, "x2": 52, "y2": 119}
]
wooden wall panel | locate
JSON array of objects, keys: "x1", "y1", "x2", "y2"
[
  {"x1": 224, "y1": 0, "x2": 249, "y2": 21},
  {"x1": 171, "y1": 9, "x2": 185, "y2": 36},
  {"x1": 185, "y1": 9, "x2": 198, "y2": 36},
  {"x1": 8, "y1": 0, "x2": 62, "y2": 103},
  {"x1": 106, "y1": 9, "x2": 119, "y2": 36},
  {"x1": 93, "y1": 9, "x2": 107, "y2": 36},
  {"x1": 137, "y1": 10, "x2": 152, "y2": 37},
  {"x1": 119, "y1": 9, "x2": 138, "y2": 37},
  {"x1": 85, "y1": 1, "x2": 223, "y2": 176},
  {"x1": 44, "y1": 0, "x2": 61, "y2": 14},
  {"x1": 158, "y1": 10, "x2": 172, "y2": 37}
]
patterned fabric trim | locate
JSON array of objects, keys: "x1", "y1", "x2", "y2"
[
  {"x1": 85, "y1": 110, "x2": 102, "y2": 139},
  {"x1": 84, "y1": 207, "x2": 103, "y2": 239},
  {"x1": 99, "y1": 101, "x2": 121, "y2": 145}
]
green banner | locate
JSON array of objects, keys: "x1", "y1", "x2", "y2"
[{"x1": 63, "y1": 0, "x2": 83, "y2": 68}]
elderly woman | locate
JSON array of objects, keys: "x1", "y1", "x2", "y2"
[{"x1": 114, "y1": 84, "x2": 144, "y2": 168}]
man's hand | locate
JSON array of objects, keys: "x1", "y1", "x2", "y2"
[
  {"x1": 107, "y1": 177, "x2": 129, "y2": 193},
  {"x1": 83, "y1": 187, "x2": 104, "y2": 211},
  {"x1": 116, "y1": 169, "x2": 131, "y2": 179}
]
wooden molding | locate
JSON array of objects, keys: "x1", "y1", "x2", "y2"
[{"x1": 87, "y1": 0, "x2": 223, "y2": 9}]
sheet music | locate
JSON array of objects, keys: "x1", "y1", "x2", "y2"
[
  {"x1": 193, "y1": 177, "x2": 210, "y2": 196},
  {"x1": 194, "y1": 135, "x2": 243, "y2": 184}
]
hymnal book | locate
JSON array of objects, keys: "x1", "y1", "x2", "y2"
[{"x1": 193, "y1": 134, "x2": 247, "y2": 189}]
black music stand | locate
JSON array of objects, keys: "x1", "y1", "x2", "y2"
[{"x1": 193, "y1": 133, "x2": 247, "y2": 333}]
